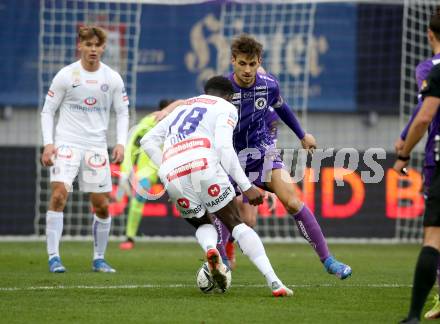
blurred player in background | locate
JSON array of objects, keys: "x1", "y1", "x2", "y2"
[
  {"x1": 394, "y1": 64, "x2": 440, "y2": 324},
  {"x1": 118, "y1": 99, "x2": 184, "y2": 250},
  {"x1": 225, "y1": 34, "x2": 351, "y2": 279},
  {"x1": 40, "y1": 26, "x2": 129, "y2": 273},
  {"x1": 394, "y1": 12, "x2": 440, "y2": 321},
  {"x1": 142, "y1": 76, "x2": 293, "y2": 296}
]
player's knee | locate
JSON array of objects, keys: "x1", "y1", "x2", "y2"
[
  {"x1": 51, "y1": 190, "x2": 67, "y2": 210},
  {"x1": 93, "y1": 201, "x2": 109, "y2": 217},
  {"x1": 285, "y1": 197, "x2": 303, "y2": 214}
]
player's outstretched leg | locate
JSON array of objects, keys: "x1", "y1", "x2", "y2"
[
  {"x1": 293, "y1": 204, "x2": 352, "y2": 280},
  {"x1": 231, "y1": 223, "x2": 293, "y2": 297},
  {"x1": 269, "y1": 169, "x2": 351, "y2": 279}
]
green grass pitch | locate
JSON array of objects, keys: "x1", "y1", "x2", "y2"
[{"x1": 0, "y1": 242, "x2": 429, "y2": 323}]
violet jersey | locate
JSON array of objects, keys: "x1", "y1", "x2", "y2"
[
  {"x1": 266, "y1": 106, "x2": 280, "y2": 142},
  {"x1": 229, "y1": 72, "x2": 281, "y2": 154},
  {"x1": 228, "y1": 72, "x2": 304, "y2": 171},
  {"x1": 140, "y1": 95, "x2": 252, "y2": 192},
  {"x1": 402, "y1": 53, "x2": 440, "y2": 169},
  {"x1": 41, "y1": 60, "x2": 129, "y2": 149}
]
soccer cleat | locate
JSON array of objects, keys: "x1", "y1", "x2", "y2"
[
  {"x1": 119, "y1": 240, "x2": 135, "y2": 250},
  {"x1": 206, "y1": 248, "x2": 227, "y2": 291},
  {"x1": 48, "y1": 256, "x2": 66, "y2": 273},
  {"x1": 92, "y1": 259, "x2": 116, "y2": 273},
  {"x1": 324, "y1": 256, "x2": 352, "y2": 280},
  {"x1": 425, "y1": 294, "x2": 440, "y2": 320},
  {"x1": 225, "y1": 241, "x2": 236, "y2": 270},
  {"x1": 271, "y1": 281, "x2": 293, "y2": 297},
  {"x1": 399, "y1": 318, "x2": 420, "y2": 324}
]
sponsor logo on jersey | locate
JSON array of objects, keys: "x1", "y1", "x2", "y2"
[
  {"x1": 180, "y1": 204, "x2": 203, "y2": 216},
  {"x1": 255, "y1": 85, "x2": 267, "y2": 90},
  {"x1": 184, "y1": 97, "x2": 217, "y2": 105},
  {"x1": 56, "y1": 145, "x2": 73, "y2": 159},
  {"x1": 48, "y1": 90, "x2": 54, "y2": 97},
  {"x1": 101, "y1": 84, "x2": 109, "y2": 92},
  {"x1": 86, "y1": 153, "x2": 107, "y2": 168},
  {"x1": 163, "y1": 138, "x2": 211, "y2": 161},
  {"x1": 177, "y1": 198, "x2": 190, "y2": 209},
  {"x1": 207, "y1": 184, "x2": 220, "y2": 197},
  {"x1": 84, "y1": 97, "x2": 97, "y2": 106},
  {"x1": 166, "y1": 158, "x2": 208, "y2": 181},
  {"x1": 206, "y1": 187, "x2": 232, "y2": 207},
  {"x1": 86, "y1": 80, "x2": 98, "y2": 84},
  {"x1": 232, "y1": 93, "x2": 241, "y2": 100},
  {"x1": 255, "y1": 97, "x2": 267, "y2": 110}
]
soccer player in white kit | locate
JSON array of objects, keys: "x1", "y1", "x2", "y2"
[
  {"x1": 141, "y1": 76, "x2": 292, "y2": 296},
  {"x1": 40, "y1": 26, "x2": 129, "y2": 273}
]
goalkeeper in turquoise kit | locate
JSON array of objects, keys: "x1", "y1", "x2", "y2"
[{"x1": 118, "y1": 99, "x2": 183, "y2": 250}]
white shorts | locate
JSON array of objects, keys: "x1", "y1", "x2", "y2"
[
  {"x1": 161, "y1": 160, "x2": 235, "y2": 218},
  {"x1": 50, "y1": 144, "x2": 112, "y2": 193}
]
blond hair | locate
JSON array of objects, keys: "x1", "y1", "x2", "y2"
[{"x1": 78, "y1": 25, "x2": 107, "y2": 46}]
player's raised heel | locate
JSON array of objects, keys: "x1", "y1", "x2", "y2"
[
  {"x1": 271, "y1": 281, "x2": 293, "y2": 297},
  {"x1": 92, "y1": 259, "x2": 116, "y2": 273},
  {"x1": 425, "y1": 294, "x2": 440, "y2": 320},
  {"x1": 48, "y1": 256, "x2": 66, "y2": 273},
  {"x1": 324, "y1": 256, "x2": 352, "y2": 280},
  {"x1": 206, "y1": 248, "x2": 227, "y2": 291}
]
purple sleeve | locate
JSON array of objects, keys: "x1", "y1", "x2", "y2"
[
  {"x1": 400, "y1": 101, "x2": 422, "y2": 140},
  {"x1": 274, "y1": 102, "x2": 305, "y2": 140},
  {"x1": 401, "y1": 60, "x2": 432, "y2": 140}
]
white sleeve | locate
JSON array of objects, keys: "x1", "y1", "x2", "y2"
[
  {"x1": 113, "y1": 73, "x2": 129, "y2": 146},
  {"x1": 40, "y1": 71, "x2": 67, "y2": 146},
  {"x1": 140, "y1": 117, "x2": 169, "y2": 166},
  {"x1": 214, "y1": 106, "x2": 252, "y2": 192}
]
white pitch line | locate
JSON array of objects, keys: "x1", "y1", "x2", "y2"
[{"x1": 0, "y1": 283, "x2": 411, "y2": 292}]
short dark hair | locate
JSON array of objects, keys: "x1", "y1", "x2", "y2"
[
  {"x1": 204, "y1": 76, "x2": 234, "y2": 98},
  {"x1": 430, "y1": 9, "x2": 440, "y2": 41},
  {"x1": 231, "y1": 34, "x2": 263, "y2": 59},
  {"x1": 158, "y1": 99, "x2": 174, "y2": 110}
]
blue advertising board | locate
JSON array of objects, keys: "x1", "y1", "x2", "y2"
[{"x1": 0, "y1": 1, "x2": 401, "y2": 112}]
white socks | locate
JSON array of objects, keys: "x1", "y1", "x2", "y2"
[
  {"x1": 232, "y1": 223, "x2": 280, "y2": 287},
  {"x1": 46, "y1": 211, "x2": 63, "y2": 260},
  {"x1": 195, "y1": 224, "x2": 218, "y2": 252},
  {"x1": 93, "y1": 214, "x2": 111, "y2": 260}
]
